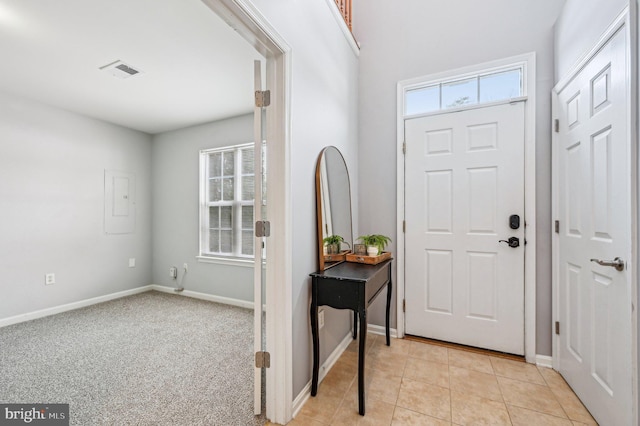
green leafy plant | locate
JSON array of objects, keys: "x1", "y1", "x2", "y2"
[
  {"x1": 323, "y1": 235, "x2": 345, "y2": 246},
  {"x1": 323, "y1": 235, "x2": 345, "y2": 254},
  {"x1": 357, "y1": 234, "x2": 392, "y2": 253}
]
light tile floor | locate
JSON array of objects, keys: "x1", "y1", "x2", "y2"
[{"x1": 288, "y1": 336, "x2": 597, "y2": 425}]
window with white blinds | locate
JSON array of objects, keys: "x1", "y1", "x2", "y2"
[{"x1": 199, "y1": 143, "x2": 254, "y2": 259}]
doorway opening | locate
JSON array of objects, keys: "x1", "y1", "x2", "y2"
[{"x1": 200, "y1": 1, "x2": 292, "y2": 423}]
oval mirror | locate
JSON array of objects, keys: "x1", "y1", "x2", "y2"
[{"x1": 315, "y1": 146, "x2": 353, "y2": 270}]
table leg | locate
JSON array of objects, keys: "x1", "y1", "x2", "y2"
[
  {"x1": 358, "y1": 308, "x2": 367, "y2": 415},
  {"x1": 310, "y1": 285, "x2": 320, "y2": 396},
  {"x1": 352, "y1": 310, "x2": 358, "y2": 339},
  {"x1": 386, "y1": 278, "x2": 392, "y2": 346}
]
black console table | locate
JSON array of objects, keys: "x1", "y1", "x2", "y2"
[{"x1": 309, "y1": 259, "x2": 392, "y2": 415}]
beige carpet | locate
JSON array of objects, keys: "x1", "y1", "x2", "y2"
[{"x1": 0, "y1": 291, "x2": 266, "y2": 425}]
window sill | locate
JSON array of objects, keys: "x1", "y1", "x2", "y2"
[{"x1": 196, "y1": 255, "x2": 254, "y2": 268}]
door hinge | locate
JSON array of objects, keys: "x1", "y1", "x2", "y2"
[
  {"x1": 403, "y1": 299, "x2": 406, "y2": 312},
  {"x1": 555, "y1": 321, "x2": 560, "y2": 335},
  {"x1": 255, "y1": 351, "x2": 271, "y2": 368},
  {"x1": 402, "y1": 142, "x2": 406, "y2": 155},
  {"x1": 403, "y1": 220, "x2": 406, "y2": 233},
  {"x1": 255, "y1": 90, "x2": 271, "y2": 108},
  {"x1": 255, "y1": 220, "x2": 271, "y2": 237},
  {"x1": 555, "y1": 220, "x2": 559, "y2": 234},
  {"x1": 554, "y1": 119, "x2": 560, "y2": 133}
]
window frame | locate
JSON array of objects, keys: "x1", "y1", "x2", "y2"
[
  {"x1": 403, "y1": 64, "x2": 525, "y2": 117},
  {"x1": 198, "y1": 143, "x2": 255, "y2": 265}
]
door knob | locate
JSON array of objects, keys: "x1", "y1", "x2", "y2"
[
  {"x1": 590, "y1": 257, "x2": 625, "y2": 271},
  {"x1": 498, "y1": 237, "x2": 520, "y2": 248}
]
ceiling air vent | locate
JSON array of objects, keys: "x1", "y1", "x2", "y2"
[{"x1": 100, "y1": 60, "x2": 143, "y2": 79}]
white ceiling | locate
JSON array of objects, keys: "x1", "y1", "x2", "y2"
[{"x1": 0, "y1": 0, "x2": 263, "y2": 134}]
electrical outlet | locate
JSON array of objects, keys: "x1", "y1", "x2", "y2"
[
  {"x1": 318, "y1": 309, "x2": 325, "y2": 329},
  {"x1": 183, "y1": 263, "x2": 188, "y2": 272},
  {"x1": 169, "y1": 267, "x2": 177, "y2": 279},
  {"x1": 129, "y1": 258, "x2": 136, "y2": 267},
  {"x1": 45, "y1": 273, "x2": 55, "y2": 285}
]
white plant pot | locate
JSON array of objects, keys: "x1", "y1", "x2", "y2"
[{"x1": 367, "y1": 246, "x2": 379, "y2": 257}]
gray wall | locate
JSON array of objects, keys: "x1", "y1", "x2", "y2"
[
  {"x1": 353, "y1": 0, "x2": 565, "y2": 356},
  {"x1": 0, "y1": 91, "x2": 152, "y2": 319},
  {"x1": 248, "y1": 0, "x2": 360, "y2": 397},
  {"x1": 554, "y1": 0, "x2": 628, "y2": 81},
  {"x1": 150, "y1": 114, "x2": 254, "y2": 301}
]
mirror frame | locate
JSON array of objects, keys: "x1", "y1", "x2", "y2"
[{"x1": 315, "y1": 146, "x2": 353, "y2": 270}]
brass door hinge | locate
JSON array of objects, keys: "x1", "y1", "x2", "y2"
[
  {"x1": 255, "y1": 221, "x2": 271, "y2": 237},
  {"x1": 403, "y1": 299, "x2": 406, "y2": 312},
  {"x1": 555, "y1": 321, "x2": 560, "y2": 335},
  {"x1": 255, "y1": 90, "x2": 271, "y2": 108},
  {"x1": 255, "y1": 351, "x2": 271, "y2": 368}
]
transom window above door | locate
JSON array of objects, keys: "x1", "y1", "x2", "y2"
[{"x1": 404, "y1": 67, "x2": 523, "y2": 116}]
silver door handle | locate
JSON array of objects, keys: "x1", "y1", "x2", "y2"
[{"x1": 590, "y1": 257, "x2": 625, "y2": 271}]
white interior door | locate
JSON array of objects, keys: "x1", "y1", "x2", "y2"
[
  {"x1": 555, "y1": 26, "x2": 632, "y2": 426},
  {"x1": 405, "y1": 102, "x2": 525, "y2": 355}
]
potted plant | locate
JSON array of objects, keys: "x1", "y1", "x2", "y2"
[
  {"x1": 323, "y1": 235, "x2": 345, "y2": 255},
  {"x1": 357, "y1": 234, "x2": 391, "y2": 257}
]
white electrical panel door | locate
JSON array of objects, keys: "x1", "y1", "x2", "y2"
[{"x1": 104, "y1": 170, "x2": 136, "y2": 234}]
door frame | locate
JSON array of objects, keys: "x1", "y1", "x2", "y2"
[
  {"x1": 551, "y1": 7, "x2": 638, "y2": 424},
  {"x1": 200, "y1": 0, "x2": 293, "y2": 423},
  {"x1": 396, "y1": 52, "x2": 538, "y2": 362}
]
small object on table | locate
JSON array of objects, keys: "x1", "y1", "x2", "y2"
[
  {"x1": 346, "y1": 251, "x2": 392, "y2": 265},
  {"x1": 353, "y1": 244, "x2": 367, "y2": 255}
]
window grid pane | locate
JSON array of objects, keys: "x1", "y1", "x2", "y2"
[
  {"x1": 223, "y1": 152, "x2": 235, "y2": 176},
  {"x1": 242, "y1": 231, "x2": 254, "y2": 256},
  {"x1": 209, "y1": 153, "x2": 222, "y2": 177},
  {"x1": 223, "y1": 177, "x2": 234, "y2": 201},
  {"x1": 442, "y1": 77, "x2": 478, "y2": 109},
  {"x1": 209, "y1": 178, "x2": 221, "y2": 202},
  {"x1": 405, "y1": 85, "x2": 439, "y2": 115},
  {"x1": 479, "y1": 69, "x2": 522, "y2": 103},
  {"x1": 242, "y1": 148, "x2": 254, "y2": 174}
]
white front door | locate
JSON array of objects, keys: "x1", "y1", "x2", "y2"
[
  {"x1": 555, "y1": 25, "x2": 632, "y2": 426},
  {"x1": 404, "y1": 102, "x2": 525, "y2": 355}
]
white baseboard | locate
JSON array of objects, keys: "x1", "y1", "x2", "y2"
[
  {"x1": 292, "y1": 332, "x2": 353, "y2": 418},
  {"x1": 150, "y1": 285, "x2": 254, "y2": 310},
  {"x1": 291, "y1": 382, "x2": 312, "y2": 419},
  {"x1": 367, "y1": 324, "x2": 398, "y2": 339},
  {"x1": 0, "y1": 285, "x2": 154, "y2": 328},
  {"x1": 535, "y1": 354, "x2": 553, "y2": 368},
  {"x1": 0, "y1": 284, "x2": 256, "y2": 329}
]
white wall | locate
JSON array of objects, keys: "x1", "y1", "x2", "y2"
[
  {"x1": 353, "y1": 0, "x2": 565, "y2": 356},
  {"x1": 555, "y1": 0, "x2": 628, "y2": 81},
  {"x1": 151, "y1": 114, "x2": 254, "y2": 301},
  {"x1": 247, "y1": 0, "x2": 360, "y2": 396},
  {"x1": 0, "y1": 91, "x2": 152, "y2": 320}
]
